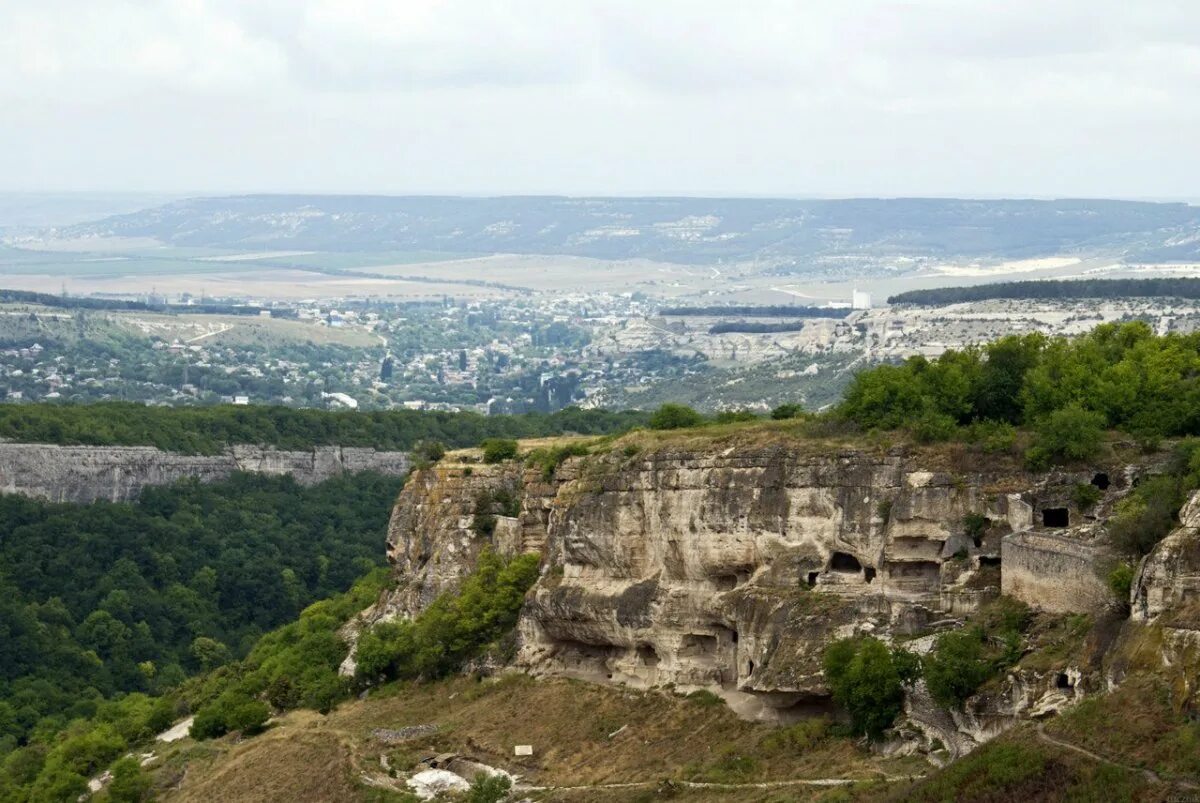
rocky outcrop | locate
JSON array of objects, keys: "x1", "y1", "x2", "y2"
[
  {"x1": 1132, "y1": 490, "x2": 1200, "y2": 624},
  {"x1": 0, "y1": 442, "x2": 410, "y2": 503},
  {"x1": 378, "y1": 438, "x2": 1134, "y2": 730}
]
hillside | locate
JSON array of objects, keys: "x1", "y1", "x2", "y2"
[{"x1": 48, "y1": 196, "x2": 1200, "y2": 264}]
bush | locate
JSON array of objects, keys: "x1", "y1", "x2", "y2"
[
  {"x1": 356, "y1": 550, "x2": 541, "y2": 683},
  {"x1": 481, "y1": 439, "x2": 519, "y2": 464},
  {"x1": 648, "y1": 404, "x2": 703, "y2": 431},
  {"x1": 713, "y1": 410, "x2": 759, "y2": 424},
  {"x1": 771, "y1": 403, "x2": 804, "y2": 420},
  {"x1": 971, "y1": 420, "x2": 1016, "y2": 453},
  {"x1": 466, "y1": 772, "x2": 512, "y2": 803},
  {"x1": 684, "y1": 689, "x2": 724, "y2": 707},
  {"x1": 922, "y1": 628, "x2": 994, "y2": 709},
  {"x1": 1109, "y1": 475, "x2": 1183, "y2": 557},
  {"x1": 823, "y1": 637, "x2": 918, "y2": 739},
  {"x1": 526, "y1": 442, "x2": 589, "y2": 480},
  {"x1": 1026, "y1": 404, "x2": 1106, "y2": 469},
  {"x1": 413, "y1": 439, "x2": 447, "y2": 465},
  {"x1": 1073, "y1": 482, "x2": 1103, "y2": 510},
  {"x1": 1108, "y1": 562, "x2": 1134, "y2": 604},
  {"x1": 105, "y1": 755, "x2": 152, "y2": 802},
  {"x1": 963, "y1": 513, "x2": 989, "y2": 545},
  {"x1": 912, "y1": 408, "x2": 958, "y2": 443}
]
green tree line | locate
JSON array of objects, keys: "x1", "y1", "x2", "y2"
[
  {"x1": 838, "y1": 322, "x2": 1200, "y2": 460},
  {"x1": 0, "y1": 403, "x2": 648, "y2": 454},
  {"x1": 888, "y1": 277, "x2": 1200, "y2": 306}
]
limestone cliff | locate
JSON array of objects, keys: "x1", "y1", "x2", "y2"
[
  {"x1": 0, "y1": 442, "x2": 410, "y2": 503},
  {"x1": 375, "y1": 434, "x2": 1139, "y2": 736}
]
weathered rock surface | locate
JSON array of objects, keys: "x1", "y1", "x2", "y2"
[
  {"x1": 378, "y1": 439, "x2": 1133, "y2": 734},
  {"x1": 1133, "y1": 490, "x2": 1200, "y2": 624},
  {"x1": 0, "y1": 442, "x2": 410, "y2": 503}
]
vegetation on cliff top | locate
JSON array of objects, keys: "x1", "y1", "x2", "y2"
[
  {"x1": 888, "y1": 276, "x2": 1200, "y2": 306},
  {"x1": 0, "y1": 402, "x2": 648, "y2": 454}
]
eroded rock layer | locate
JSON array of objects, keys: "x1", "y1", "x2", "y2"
[{"x1": 380, "y1": 439, "x2": 1135, "y2": 729}]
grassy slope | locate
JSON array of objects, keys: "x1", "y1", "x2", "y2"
[{"x1": 151, "y1": 674, "x2": 925, "y2": 803}]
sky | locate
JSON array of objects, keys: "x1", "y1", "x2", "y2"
[{"x1": 2, "y1": 0, "x2": 1199, "y2": 199}]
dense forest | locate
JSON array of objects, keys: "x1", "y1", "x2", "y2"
[
  {"x1": 0, "y1": 471, "x2": 402, "y2": 752},
  {"x1": 659, "y1": 304, "x2": 850, "y2": 318},
  {"x1": 887, "y1": 277, "x2": 1200, "y2": 306},
  {"x1": 0, "y1": 403, "x2": 648, "y2": 454}
]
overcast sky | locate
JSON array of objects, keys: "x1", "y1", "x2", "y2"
[{"x1": 2, "y1": 0, "x2": 1199, "y2": 199}]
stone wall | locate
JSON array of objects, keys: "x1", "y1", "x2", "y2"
[
  {"x1": 1001, "y1": 531, "x2": 1110, "y2": 614},
  {"x1": 0, "y1": 442, "x2": 410, "y2": 503}
]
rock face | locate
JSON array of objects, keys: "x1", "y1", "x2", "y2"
[
  {"x1": 379, "y1": 439, "x2": 1132, "y2": 728},
  {"x1": 0, "y1": 442, "x2": 410, "y2": 503},
  {"x1": 1132, "y1": 490, "x2": 1200, "y2": 623}
]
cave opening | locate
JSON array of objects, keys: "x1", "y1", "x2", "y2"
[
  {"x1": 1042, "y1": 507, "x2": 1069, "y2": 528},
  {"x1": 637, "y1": 644, "x2": 660, "y2": 668},
  {"x1": 1056, "y1": 672, "x2": 1073, "y2": 689},
  {"x1": 829, "y1": 552, "x2": 863, "y2": 573},
  {"x1": 1092, "y1": 472, "x2": 1110, "y2": 490},
  {"x1": 864, "y1": 567, "x2": 877, "y2": 583},
  {"x1": 979, "y1": 555, "x2": 1001, "y2": 567},
  {"x1": 807, "y1": 571, "x2": 819, "y2": 587}
]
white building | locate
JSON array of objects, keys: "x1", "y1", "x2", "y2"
[{"x1": 852, "y1": 289, "x2": 872, "y2": 310}]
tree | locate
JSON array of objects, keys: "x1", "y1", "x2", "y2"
[
  {"x1": 922, "y1": 627, "x2": 994, "y2": 709},
  {"x1": 648, "y1": 404, "x2": 703, "y2": 430},
  {"x1": 823, "y1": 637, "x2": 917, "y2": 739}
]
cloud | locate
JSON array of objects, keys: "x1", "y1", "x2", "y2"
[{"x1": 1, "y1": 0, "x2": 1200, "y2": 196}]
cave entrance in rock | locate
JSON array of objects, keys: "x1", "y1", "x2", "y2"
[
  {"x1": 1091, "y1": 472, "x2": 1110, "y2": 490},
  {"x1": 979, "y1": 555, "x2": 1001, "y2": 567},
  {"x1": 1042, "y1": 507, "x2": 1069, "y2": 528},
  {"x1": 864, "y1": 567, "x2": 877, "y2": 583},
  {"x1": 806, "y1": 572, "x2": 819, "y2": 587},
  {"x1": 829, "y1": 552, "x2": 862, "y2": 573},
  {"x1": 1056, "y1": 672, "x2": 1073, "y2": 689},
  {"x1": 637, "y1": 644, "x2": 660, "y2": 668}
]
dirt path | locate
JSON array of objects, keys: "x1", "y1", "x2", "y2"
[
  {"x1": 1035, "y1": 723, "x2": 1200, "y2": 791},
  {"x1": 519, "y1": 774, "x2": 925, "y2": 793}
]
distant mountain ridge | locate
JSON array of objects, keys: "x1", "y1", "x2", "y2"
[{"x1": 53, "y1": 195, "x2": 1200, "y2": 264}]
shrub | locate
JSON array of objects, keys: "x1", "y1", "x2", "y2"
[
  {"x1": 481, "y1": 439, "x2": 519, "y2": 464},
  {"x1": 413, "y1": 439, "x2": 447, "y2": 465},
  {"x1": 823, "y1": 637, "x2": 918, "y2": 739},
  {"x1": 713, "y1": 409, "x2": 759, "y2": 424},
  {"x1": 466, "y1": 772, "x2": 512, "y2": 803},
  {"x1": 971, "y1": 420, "x2": 1016, "y2": 453},
  {"x1": 1108, "y1": 562, "x2": 1135, "y2": 603},
  {"x1": 1025, "y1": 404, "x2": 1106, "y2": 469},
  {"x1": 921, "y1": 620, "x2": 1025, "y2": 710},
  {"x1": 963, "y1": 513, "x2": 989, "y2": 545},
  {"x1": 105, "y1": 755, "x2": 152, "y2": 802},
  {"x1": 911, "y1": 408, "x2": 958, "y2": 443},
  {"x1": 527, "y1": 442, "x2": 589, "y2": 480},
  {"x1": 1109, "y1": 475, "x2": 1183, "y2": 557},
  {"x1": 684, "y1": 689, "x2": 724, "y2": 707},
  {"x1": 648, "y1": 404, "x2": 703, "y2": 430},
  {"x1": 771, "y1": 403, "x2": 804, "y2": 420},
  {"x1": 1073, "y1": 482, "x2": 1103, "y2": 510}
]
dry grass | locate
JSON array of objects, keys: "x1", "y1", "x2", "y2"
[{"x1": 154, "y1": 673, "x2": 922, "y2": 802}]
